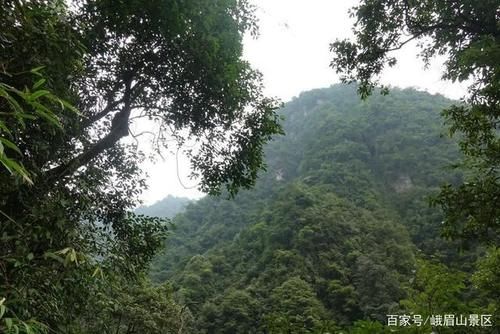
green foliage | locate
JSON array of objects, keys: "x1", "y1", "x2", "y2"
[
  {"x1": 80, "y1": 278, "x2": 193, "y2": 334},
  {"x1": 73, "y1": 0, "x2": 283, "y2": 196},
  {"x1": 348, "y1": 320, "x2": 392, "y2": 334},
  {"x1": 329, "y1": 9, "x2": 500, "y2": 331},
  {"x1": 0, "y1": 70, "x2": 78, "y2": 184},
  {"x1": 330, "y1": 0, "x2": 500, "y2": 245},
  {"x1": 266, "y1": 277, "x2": 330, "y2": 333},
  {"x1": 199, "y1": 289, "x2": 261, "y2": 334},
  {"x1": 147, "y1": 85, "x2": 496, "y2": 333},
  {"x1": 0, "y1": 296, "x2": 48, "y2": 334},
  {"x1": 472, "y1": 247, "x2": 500, "y2": 323},
  {"x1": 1, "y1": 0, "x2": 281, "y2": 333},
  {"x1": 400, "y1": 259, "x2": 467, "y2": 318}
]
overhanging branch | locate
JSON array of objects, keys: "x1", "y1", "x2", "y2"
[{"x1": 46, "y1": 79, "x2": 134, "y2": 181}]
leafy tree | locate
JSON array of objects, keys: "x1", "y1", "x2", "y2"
[
  {"x1": 177, "y1": 255, "x2": 216, "y2": 309},
  {"x1": 1, "y1": 0, "x2": 281, "y2": 332},
  {"x1": 330, "y1": 0, "x2": 499, "y2": 245},
  {"x1": 472, "y1": 247, "x2": 500, "y2": 324},
  {"x1": 198, "y1": 289, "x2": 261, "y2": 334},
  {"x1": 348, "y1": 320, "x2": 392, "y2": 334},
  {"x1": 401, "y1": 259, "x2": 467, "y2": 318},
  {"x1": 81, "y1": 278, "x2": 193, "y2": 334},
  {"x1": 266, "y1": 277, "x2": 331, "y2": 333},
  {"x1": 0, "y1": 71, "x2": 76, "y2": 184},
  {"x1": 396, "y1": 258, "x2": 495, "y2": 334},
  {"x1": 59, "y1": 0, "x2": 281, "y2": 195}
]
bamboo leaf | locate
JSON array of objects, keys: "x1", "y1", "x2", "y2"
[
  {"x1": 43, "y1": 252, "x2": 65, "y2": 264},
  {"x1": 44, "y1": 95, "x2": 81, "y2": 115},
  {"x1": 29, "y1": 90, "x2": 51, "y2": 101},
  {"x1": 0, "y1": 157, "x2": 33, "y2": 184},
  {"x1": 32, "y1": 78, "x2": 46, "y2": 90},
  {"x1": 0, "y1": 123, "x2": 13, "y2": 136},
  {"x1": 57, "y1": 247, "x2": 71, "y2": 255},
  {"x1": 0, "y1": 138, "x2": 22, "y2": 155},
  {"x1": 31, "y1": 102, "x2": 62, "y2": 129},
  {"x1": 0, "y1": 156, "x2": 13, "y2": 174},
  {"x1": 0, "y1": 89, "x2": 23, "y2": 115},
  {"x1": 30, "y1": 66, "x2": 45, "y2": 77},
  {"x1": 60, "y1": 98, "x2": 81, "y2": 115}
]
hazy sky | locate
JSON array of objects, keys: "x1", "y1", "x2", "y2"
[{"x1": 138, "y1": 0, "x2": 468, "y2": 205}]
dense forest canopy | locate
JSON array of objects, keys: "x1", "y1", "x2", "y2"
[
  {"x1": 1, "y1": 0, "x2": 499, "y2": 333},
  {"x1": 330, "y1": 0, "x2": 500, "y2": 245},
  {"x1": 146, "y1": 85, "x2": 498, "y2": 333}
]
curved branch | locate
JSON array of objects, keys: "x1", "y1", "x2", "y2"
[
  {"x1": 82, "y1": 98, "x2": 124, "y2": 128},
  {"x1": 46, "y1": 79, "x2": 134, "y2": 181}
]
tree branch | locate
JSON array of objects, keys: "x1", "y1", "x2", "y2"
[
  {"x1": 82, "y1": 98, "x2": 124, "y2": 128},
  {"x1": 46, "y1": 79, "x2": 134, "y2": 181}
]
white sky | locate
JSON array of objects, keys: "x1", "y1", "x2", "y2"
[{"x1": 138, "y1": 0, "x2": 469, "y2": 205}]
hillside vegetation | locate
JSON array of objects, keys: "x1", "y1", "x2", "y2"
[{"x1": 145, "y1": 85, "x2": 496, "y2": 333}]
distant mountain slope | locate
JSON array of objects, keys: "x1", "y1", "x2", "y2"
[
  {"x1": 150, "y1": 85, "x2": 466, "y2": 332},
  {"x1": 136, "y1": 195, "x2": 192, "y2": 219}
]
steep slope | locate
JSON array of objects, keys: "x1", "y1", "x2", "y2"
[{"x1": 150, "y1": 85, "x2": 464, "y2": 332}]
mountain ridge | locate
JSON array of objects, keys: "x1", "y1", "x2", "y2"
[{"x1": 146, "y1": 84, "x2": 478, "y2": 332}]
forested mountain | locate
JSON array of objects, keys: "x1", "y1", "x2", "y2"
[
  {"x1": 136, "y1": 195, "x2": 191, "y2": 219},
  {"x1": 2, "y1": 1, "x2": 498, "y2": 333},
  {"x1": 148, "y1": 85, "x2": 497, "y2": 333}
]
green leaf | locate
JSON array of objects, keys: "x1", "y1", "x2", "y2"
[
  {"x1": 32, "y1": 78, "x2": 46, "y2": 90},
  {"x1": 0, "y1": 122, "x2": 13, "y2": 136},
  {"x1": 31, "y1": 102, "x2": 62, "y2": 129},
  {"x1": 0, "y1": 88, "x2": 23, "y2": 115},
  {"x1": 44, "y1": 95, "x2": 81, "y2": 115},
  {"x1": 0, "y1": 304, "x2": 6, "y2": 319},
  {"x1": 0, "y1": 157, "x2": 33, "y2": 184},
  {"x1": 17, "y1": 114, "x2": 37, "y2": 121},
  {"x1": 0, "y1": 156, "x2": 14, "y2": 174},
  {"x1": 92, "y1": 266, "x2": 103, "y2": 279},
  {"x1": 59, "y1": 98, "x2": 81, "y2": 115},
  {"x1": 57, "y1": 247, "x2": 71, "y2": 255},
  {"x1": 23, "y1": 323, "x2": 33, "y2": 334},
  {"x1": 70, "y1": 250, "x2": 77, "y2": 263},
  {"x1": 30, "y1": 66, "x2": 45, "y2": 77},
  {"x1": 5, "y1": 317, "x2": 13, "y2": 330},
  {"x1": 0, "y1": 138, "x2": 22, "y2": 155},
  {"x1": 29, "y1": 90, "x2": 51, "y2": 101}
]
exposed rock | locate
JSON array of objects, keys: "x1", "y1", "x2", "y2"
[{"x1": 393, "y1": 175, "x2": 413, "y2": 193}]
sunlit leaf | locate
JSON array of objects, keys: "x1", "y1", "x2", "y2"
[{"x1": 32, "y1": 78, "x2": 46, "y2": 90}]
